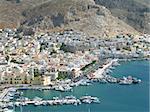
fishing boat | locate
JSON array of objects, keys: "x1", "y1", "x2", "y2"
[
  {"x1": 34, "y1": 102, "x2": 41, "y2": 106},
  {"x1": 119, "y1": 76, "x2": 141, "y2": 85},
  {"x1": 80, "y1": 96, "x2": 100, "y2": 104}
]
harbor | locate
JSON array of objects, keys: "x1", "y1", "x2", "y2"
[
  {"x1": 15, "y1": 60, "x2": 148, "y2": 112},
  {"x1": 0, "y1": 60, "x2": 148, "y2": 112},
  {"x1": 0, "y1": 95, "x2": 100, "y2": 107},
  {"x1": 0, "y1": 93, "x2": 100, "y2": 112},
  {"x1": 0, "y1": 0, "x2": 149, "y2": 111},
  {"x1": 0, "y1": 60, "x2": 143, "y2": 112}
]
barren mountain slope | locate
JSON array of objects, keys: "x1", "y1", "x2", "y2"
[
  {"x1": 0, "y1": 0, "x2": 51, "y2": 28},
  {"x1": 94, "y1": 0, "x2": 150, "y2": 34},
  {"x1": 0, "y1": 0, "x2": 139, "y2": 37}
]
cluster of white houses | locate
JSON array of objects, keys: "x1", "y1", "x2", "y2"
[
  {"x1": 0, "y1": 30, "x2": 98, "y2": 85},
  {"x1": 0, "y1": 28, "x2": 149, "y2": 85},
  {"x1": 0, "y1": 50, "x2": 98, "y2": 85}
]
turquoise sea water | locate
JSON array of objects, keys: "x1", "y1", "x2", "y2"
[{"x1": 15, "y1": 60, "x2": 149, "y2": 112}]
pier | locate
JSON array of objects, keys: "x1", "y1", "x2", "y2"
[
  {"x1": 89, "y1": 59, "x2": 118, "y2": 79},
  {"x1": 0, "y1": 95, "x2": 100, "y2": 108},
  {"x1": 0, "y1": 88, "x2": 16, "y2": 102}
]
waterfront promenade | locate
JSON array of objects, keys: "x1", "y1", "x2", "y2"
[{"x1": 90, "y1": 59, "x2": 118, "y2": 79}]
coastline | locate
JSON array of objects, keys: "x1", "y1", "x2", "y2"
[
  {"x1": 0, "y1": 58, "x2": 149, "y2": 94},
  {"x1": 0, "y1": 59, "x2": 148, "y2": 111},
  {"x1": 118, "y1": 57, "x2": 150, "y2": 62},
  {"x1": 0, "y1": 59, "x2": 148, "y2": 103},
  {"x1": 0, "y1": 59, "x2": 118, "y2": 94},
  {"x1": 15, "y1": 60, "x2": 150, "y2": 112}
]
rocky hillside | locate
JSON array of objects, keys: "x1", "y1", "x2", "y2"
[
  {"x1": 94, "y1": 0, "x2": 150, "y2": 34},
  {"x1": 0, "y1": 0, "x2": 50, "y2": 28},
  {"x1": 0, "y1": 0, "x2": 142, "y2": 37}
]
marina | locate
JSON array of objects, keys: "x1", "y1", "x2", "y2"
[
  {"x1": 0, "y1": 0, "x2": 149, "y2": 111},
  {"x1": 0, "y1": 95, "x2": 100, "y2": 109},
  {"x1": 0, "y1": 60, "x2": 149, "y2": 112},
  {"x1": 13, "y1": 60, "x2": 147, "y2": 112},
  {"x1": 0, "y1": 60, "x2": 145, "y2": 112}
]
